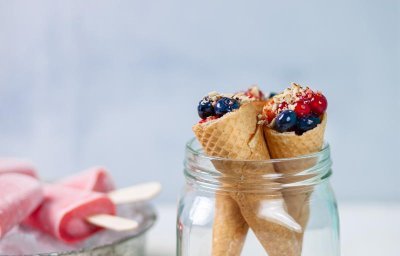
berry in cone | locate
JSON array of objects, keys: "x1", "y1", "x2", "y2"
[{"x1": 261, "y1": 83, "x2": 328, "y2": 255}]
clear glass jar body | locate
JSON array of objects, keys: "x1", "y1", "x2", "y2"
[{"x1": 177, "y1": 139, "x2": 340, "y2": 256}]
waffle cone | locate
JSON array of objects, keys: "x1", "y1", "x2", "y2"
[
  {"x1": 211, "y1": 193, "x2": 249, "y2": 255},
  {"x1": 193, "y1": 102, "x2": 300, "y2": 256},
  {"x1": 263, "y1": 113, "x2": 327, "y2": 254}
]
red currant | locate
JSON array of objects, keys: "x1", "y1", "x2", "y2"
[
  {"x1": 199, "y1": 116, "x2": 218, "y2": 123},
  {"x1": 310, "y1": 93, "x2": 327, "y2": 115},
  {"x1": 294, "y1": 100, "x2": 311, "y2": 117},
  {"x1": 299, "y1": 90, "x2": 314, "y2": 104}
]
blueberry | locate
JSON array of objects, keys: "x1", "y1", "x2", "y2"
[
  {"x1": 274, "y1": 110, "x2": 297, "y2": 132},
  {"x1": 197, "y1": 97, "x2": 215, "y2": 119},
  {"x1": 268, "y1": 92, "x2": 277, "y2": 98},
  {"x1": 214, "y1": 97, "x2": 240, "y2": 117},
  {"x1": 295, "y1": 115, "x2": 321, "y2": 135}
]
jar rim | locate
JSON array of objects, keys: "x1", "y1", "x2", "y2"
[
  {"x1": 184, "y1": 138, "x2": 332, "y2": 191},
  {"x1": 185, "y1": 137, "x2": 330, "y2": 163}
]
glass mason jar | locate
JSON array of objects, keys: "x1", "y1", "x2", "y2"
[{"x1": 177, "y1": 138, "x2": 340, "y2": 256}]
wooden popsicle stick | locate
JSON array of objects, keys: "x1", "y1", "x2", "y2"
[
  {"x1": 80, "y1": 182, "x2": 161, "y2": 232},
  {"x1": 107, "y1": 182, "x2": 161, "y2": 205},
  {"x1": 86, "y1": 214, "x2": 139, "y2": 231}
]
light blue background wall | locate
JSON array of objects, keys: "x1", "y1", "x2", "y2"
[{"x1": 0, "y1": 1, "x2": 398, "y2": 202}]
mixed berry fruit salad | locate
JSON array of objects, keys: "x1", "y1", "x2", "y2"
[
  {"x1": 260, "y1": 83, "x2": 328, "y2": 135},
  {"x1": 197, "y1": 86, "x2": 265, "y2": 123}
]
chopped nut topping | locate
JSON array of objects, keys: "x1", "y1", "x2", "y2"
[
  {"x1": 203, "y1": 85, "x2": 265, "y2": 108},
  {"x1": 261, "y1": 83, "x2": 310, "y2": 126}
]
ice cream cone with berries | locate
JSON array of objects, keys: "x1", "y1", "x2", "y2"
[
  {"x1": 193, "y1": 86, "x2": 301, "y2": 256},
  {"x1": 260, "y1": 83, "x2": 328, "y2": 254}
]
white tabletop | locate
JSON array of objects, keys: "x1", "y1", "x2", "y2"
[{"x1": 147, "y1": 202, "x2": 400, "y2": 256}]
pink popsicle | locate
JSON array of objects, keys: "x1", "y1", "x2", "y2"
[
  {"x1": 58, "y1": 166, "x2": 115, "y2": 193},
  {"x1": 0, "y1": 173, "x2": 43, "y2": 238},
  {"x1": 24, "y1": 185, "x2": 116, "y2": 243},
  {"x1": 0, "y1": 158, "x2": 37, "y2": 178}
]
